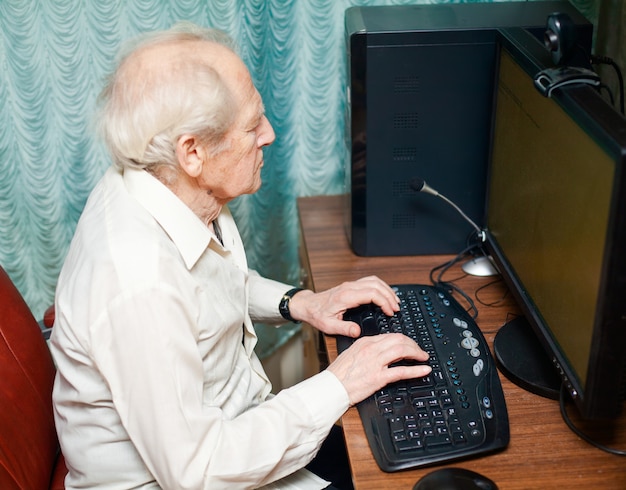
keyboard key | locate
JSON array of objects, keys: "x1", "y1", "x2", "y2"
[{"x1": 424, "y1": 434, "x2": 452, "y2": 448}]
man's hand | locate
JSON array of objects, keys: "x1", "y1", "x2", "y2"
[
  {"x1": 327, "y1": 333, "x2": 432, "y2": 405},
  {"x1": 287, "y1": 276, "x2": 400, "y2": 338}
]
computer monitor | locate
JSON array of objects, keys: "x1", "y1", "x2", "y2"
[{"x1": 485, "y1": 28, "x2": 626, "y2": 420}]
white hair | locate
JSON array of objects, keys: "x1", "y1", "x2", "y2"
[{"x1": 98, "y1": 22, "x2": 239, "y2": 174}]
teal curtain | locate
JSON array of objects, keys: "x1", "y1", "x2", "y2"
[{"x1": 0, "y1": 0, "x2": 598, "y2": 358}]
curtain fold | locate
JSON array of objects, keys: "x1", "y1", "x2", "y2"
[{"x1": 0, "y1": 0, "x2": 606, "y2": 358}]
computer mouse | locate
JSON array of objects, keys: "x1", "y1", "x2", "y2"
[
  {"x1": 461, "y1": 256, "x2": 499, "y2": 277},
  {"x1": 413, "y1": 467, "x2": 498, "y2": 490}
]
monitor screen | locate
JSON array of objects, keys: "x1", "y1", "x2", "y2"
[{"x1": 485, "y1": 28, "x2": 626, "y2": 419}]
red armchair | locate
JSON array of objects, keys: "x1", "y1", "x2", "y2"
[{"x1": 0, "y1": 266, "x2": 66, "y2": 489}]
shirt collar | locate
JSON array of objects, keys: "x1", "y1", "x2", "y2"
[{"x1": 123, "y1": 167, "x2": 219, "y2": 270}]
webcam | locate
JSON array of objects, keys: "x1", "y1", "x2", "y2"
[{"x1": 543, "y1": 12, "x2": 577, "y2": 65}]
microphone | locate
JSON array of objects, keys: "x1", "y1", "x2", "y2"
[
  {"x1": 409, "y1": 177, "x2": 486, "y2": 242},
  {"x1": 410, "y1": 177, "x2": 498, "y2": 277}
]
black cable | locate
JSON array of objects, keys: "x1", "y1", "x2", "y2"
[
  {"x1": 591, "y1": 54, "x2": 625, "y2": 115},
  {"x1": 428, "y1": 244, "x2": 475, "y2": 286},
  {"x1": 429, "y1": 243, "x2": 481, "y2": 319},
  {"x1": 440, "y1": 280, "x2": 479, "y2": 320},
  {"x1": 474, "y1": 277, "x2": 511, "y2": 308},
  {"x1": 559, "y1": 384, "x2": 626, "y2": 456},
  {"x1": 598, "y1": 83, "x2": 615, "y2": 106}
]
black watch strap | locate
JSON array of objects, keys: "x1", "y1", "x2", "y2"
[{"x1": 279, "y1": 287, "x2": 304, "y2": 323}]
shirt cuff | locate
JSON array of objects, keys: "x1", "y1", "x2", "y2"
[
  {"x1": 286, "y1": 370, "x2": 350, "y2": 428},
  {"x1": 248, "y1": 271, "x2": 295, "y2": 323}
]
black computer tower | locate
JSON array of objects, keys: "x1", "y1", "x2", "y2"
[{"x1": 345, "y1": 1, "x2": 592, "y2": 256}]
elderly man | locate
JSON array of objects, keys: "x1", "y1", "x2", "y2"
[{"x1": 50, "y1": 23, "x2": 431, "y2": 490}]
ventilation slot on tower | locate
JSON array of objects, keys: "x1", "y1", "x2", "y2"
[
  {"x1": 393, "y1": 113, "x2": 419, "y2": 129},
  {"x1": 392, "y1": 181, "x2": 415, "y2": 198},
  {"x1": 392, "y1": 147, "x2": 417, "y2": 162},
  {"x1": 394, "y1": 76, "x2": 420, "y2": 94},
  {"x1": 392, "y1": 214, "x2": 416, "y2": 229}
]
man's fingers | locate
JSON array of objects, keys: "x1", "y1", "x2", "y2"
[{"x1": 328, "y1": 333, "x2": 433, "y2": 405}]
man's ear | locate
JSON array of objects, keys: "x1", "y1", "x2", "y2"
[{"x1": 176, "y1": 134, "x2": 205, "y2": 178}]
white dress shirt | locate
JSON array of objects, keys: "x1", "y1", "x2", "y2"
[{"x1": 50, "y1": 166, "x2": 350, "y2": 489}]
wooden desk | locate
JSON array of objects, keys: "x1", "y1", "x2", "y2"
[{"x1": 298, "y1": 195, "x2": 626, "y2": 490}]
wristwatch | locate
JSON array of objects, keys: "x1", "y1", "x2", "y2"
[{"x1": 279, "y1": 287, "x2": 304, "y2": 323}]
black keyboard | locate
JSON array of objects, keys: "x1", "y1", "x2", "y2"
[{"x1": 337, "y1": 284, "x2": 509, "y2": 472}]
